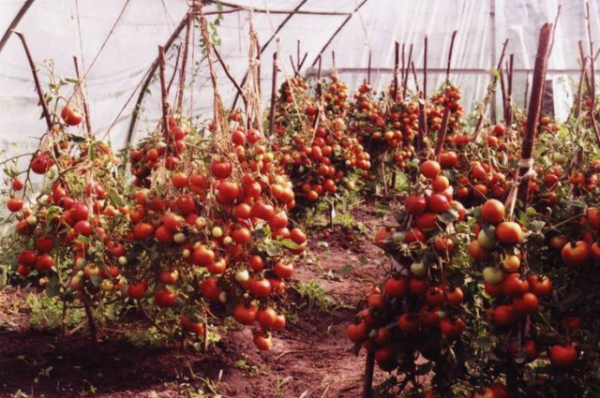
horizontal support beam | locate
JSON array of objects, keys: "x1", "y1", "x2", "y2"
[
  {"x1": 209, "y1": 1, "x2": 351, "y2": 16},
  {"x1": 305, "y1": 67, "x2": 597, "y2": 76}
]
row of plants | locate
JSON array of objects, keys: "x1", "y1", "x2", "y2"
[{"x1": 350, "y1": 23, "x2": 600, "y2": 398}]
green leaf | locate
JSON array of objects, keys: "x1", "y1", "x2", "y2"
[
  {"x1": 338, "y1": 264, "x2": 354, "y2": 276},
  {"x1": 475, "y1": 336, "x2": 494, "y2": 351},
  {"x1": 529, "y1": 220, "x2": 546, "y2": 233},
  {"x1": 90, "y1": 274, "x2": 102, "y2": 287},
  {"x1": 266, "y1": 242, "x2": 283, "y2": 257},
  {"x1": 571, "y1": 200, "x2": 586, "y2": 208},
  {"x1": 75, "y1": 235, "x2": 91, "y2": 244},
  {"x1": 46, "y1": 274, "x2": 60, "y2": 297},
  {"x1": 108, "y1": 191, "x2": 124, "y2": 207},
  {"x1": 280, "y1": 239, "x2": 300, "y2": 249}
]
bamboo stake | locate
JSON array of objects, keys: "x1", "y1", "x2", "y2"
[{"x1": 13, "y1": 31, "x2": 52, "y2": 131}]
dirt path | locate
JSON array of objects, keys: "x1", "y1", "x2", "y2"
[{"x1": 0, "y1": 203, "x2": 389, "y2": 398}]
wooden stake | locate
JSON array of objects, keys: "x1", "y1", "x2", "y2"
[
  {"x1": 585, "y1": 2, "x2": 600, "y2": 145},
  {"x1": 367, "y1": 51, "x2": 372, "y2": 85},
  {"x1": 316, "y1": 55, "x2": 323, "y2": 99},
  {"x1": 362, "y1": 350, "x2": 375, "y2": 398},
  {"x1": 289, "y1": 55, "x2": 298, "y2": 75},
  {"x1": 73, "y1": 56, "x2": 93, "y2": 137},
  {"x1": 83, "y1": 298, "x2": 98, "y2": 345},
  {"x1": 332, "y1": 51, "x2": 336, "y2": 71},
  {"x1": 158, "y1": 46, "x2": 170, "y2": 140},
  {"x1": 268, "y1": 51, "x2": 278, "y2": 138},
  {"x1": 400, "y1": 42, "x2": 406, "y2": 98},
  {"x1": 14, "y1": 31, "x2": 52, "y2": 131},
  {"x1": 256, "y1": 39, "x2": 261, "y2": 98},
  {"x1": 297, "y1": 39, "x2": 301, "y2": 71},
  {"x1": 575, "y1": 57, "x2": 588, "y2": 119},
  {"x1": 176, "y1": 10, "x2": 194, "y2": 114},
  {"x1": 417, "y1": 91, "x2": 427, "y2": 156},
  {"x1": 213, "y1": 44, "x2": 247, "y2": 107},
  {"x1": 579, "y1": 40, "x2": 592, "y2": 91},
  {"x1": 393, "y1": 41, "x2": 400, "y2": 101},
  {"x1": 403, "y1": 44, "x2": 414, "y2": 98},
  {"x1": 472, "y1": 39, "x2": 509, "y2": 139},
  {"x1": 435, "y1": 107, "x2": 451, "y2": 158},
  {"x1": 298, "y1": 53, "x2": 308, "y2": 73},
  {"x1": 446, "y1": 30, "x2": 458, "y2": 84},
  {"x1": 506, "y1": 54, "x2": 514, "y2": 131},
  {"x1": 524, "y1": 73, "x2": 529, "y2": 110},
  {"x1": 423, "y1": 36, "x2": 428, "y2": 97},
  {"x1": 411, "y1": 61, "x2": 420, "y2": 93},
  {"x1": 515, "y1": 24, "x2": 553, "y2": 207}
]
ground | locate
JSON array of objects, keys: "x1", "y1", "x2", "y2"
[{"x1": 0, "y1": 202, "x2": 391, "y2": 398}]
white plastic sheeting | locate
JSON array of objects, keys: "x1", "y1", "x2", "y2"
[{"x1": 0, "y1": 0, "x2": 599, "y2": 152}]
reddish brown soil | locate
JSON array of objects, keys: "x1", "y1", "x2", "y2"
[{"x1": 0, "y1": 203, "x2": 389, "y2": 398}]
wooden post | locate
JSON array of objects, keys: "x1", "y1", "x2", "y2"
[{"x1": 268, "y1": 51, "x2": 278, "y2": 138}]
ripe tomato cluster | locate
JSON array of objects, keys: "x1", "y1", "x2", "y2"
[
  {"x1": 123, "y1": 113, "x2": 307, "y2": 350},
  {"x1": 271, "y1": 75, "x2": 369, "y2": 212},
  {"x1": 4, "y1": 76, "x2": 307, "y2": 351},
  {"x1": 350, "y1": 159, "x2": 469, "y2": 376},
  {"x1": 428, "y1": 84, "x2": 464, "y2": 134},
  {"x1": 7, "y1": 106, "x2": 131, "y2": 316}
]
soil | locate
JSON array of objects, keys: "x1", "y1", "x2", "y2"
[{"x1": 0, "y1": 202, "x2": 391, "y2": 398}]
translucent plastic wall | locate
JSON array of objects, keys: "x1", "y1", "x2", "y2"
[{"x1": 1, "y1": 0, "x2": 599, "y2": 154}]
